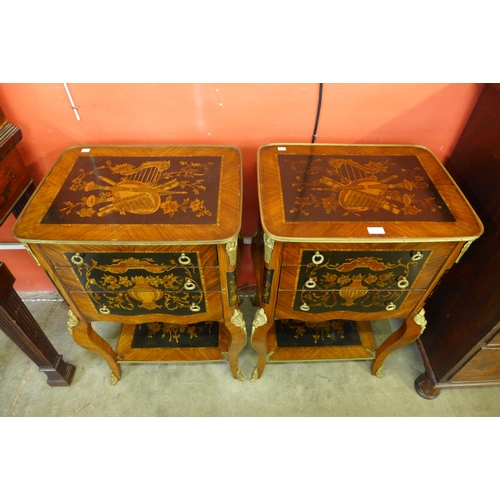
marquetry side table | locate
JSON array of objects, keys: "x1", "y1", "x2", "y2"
[
  {"x1": 251, "y1": 143, "x2": 483, "y2": 381},
  {"x1": 13, "y1": 145, "x2": 246, "y2": 384}
]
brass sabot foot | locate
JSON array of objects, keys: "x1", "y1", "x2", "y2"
[
  {"x1": 237, "y1": 369, "x2": 246, "y2": 382},
  {"x1": 250, "y1": 367, "x2": 259, "y2": 382}
]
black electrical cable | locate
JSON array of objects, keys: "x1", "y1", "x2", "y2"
[{"x1": 311, "y1": 83, "x2": 323, "y2": 143}]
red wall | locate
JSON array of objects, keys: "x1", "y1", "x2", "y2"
[{"x1": 0, "y1": 83, "x2": 483, "y2": 292}]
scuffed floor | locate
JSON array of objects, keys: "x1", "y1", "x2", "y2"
[{"x1": 1, "y1": 292, "x2": 500, "y2": 417}]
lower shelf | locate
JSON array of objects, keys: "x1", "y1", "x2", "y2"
[
  {"x1": 267, "y1": 319, "x2": 376, "y2": 362},
  {"x1": 117, "y1": 321, "x2": 229, "y2": 363}
]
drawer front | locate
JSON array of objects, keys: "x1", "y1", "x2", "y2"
[
  {"x1": 69, "y1": 290, "x2": 224, "y2": 322},
  {"x1": 279, "y1": 250, "x2": 428, "y2": 292},
  {"x1": 278, "y1": 249, "x2": 429, "y2": 314},
  {"x1": 281, "y1": 242, "x2": 451, "y2": 266},
  {"x1": 54, "y1": 261, "x2": 221, "y2": 293},
  {"x1": 281, "y1": 242, "x2": 454, "y2": 290},
  {"x1": 450, "y1": 348, "x2": 500, "y2": 382},
  {"x1": 276, "y1": 289, "x2": 426, "y2": 317},
  {"x1": 39, "y1": 244, "x2": 218, "y2": 268}
]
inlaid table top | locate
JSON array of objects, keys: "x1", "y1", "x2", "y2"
[
  {"x1": 14, "y1": 145, "x2": 242, "y2": 245},
  {"x1": 257, "y1": 143, "x2": 482, "y2": 242}
]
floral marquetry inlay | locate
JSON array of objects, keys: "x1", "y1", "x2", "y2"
[
  {"x1": 294, "y1": 250, "x2": 429, "y2": 313},
  {"x1": 67, "y1": 252, "x2": 208, "y2": 316},
  {"x1": 42, "y1": 156, "x2": 222, "y2": 225},
  {"x1": 131, "y1": 321, "x2": 219, "y2": 348},
  {"x1": 278, "y1": 154, "x2": 455, "y2": 223}
]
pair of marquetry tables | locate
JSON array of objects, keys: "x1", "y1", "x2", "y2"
[{"x1": 12, "y1": 144, "x2": 483, "y2": 385}]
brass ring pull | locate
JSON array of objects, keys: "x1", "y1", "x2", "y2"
[
  {"x1": 397, "y1": 277, "x2": 409, "y2": 289},
  {"x1": 300, "y1": 303, "x2": 310, "y2": 311},
  {"x1": 385, "y1": 302, "x2": 397, "y2": 311},
  {"x1": 184, "y1": 280, "x2": 196, "y2": 290},
  {"x1": 178, "y1": 253, "x2": 191, "y2": 265},
  {"x1": 411, "y1": 251, "x2": 424, "y2": 261},
  {"x1": 305, "y1": 279, "x2": 316, "y2": 289},
  {"x1": 71, "y1": 253, "x2": 84, "y2": 265},
  {"x1": 99, "y1": 306, "x2": 111, "y2": 314},
  {"x1": 312, "y1": 252, "x2": 324, "y2": 265},
  {"x1": 189, "y1": 303, "x2": 201, "y2": 312}
]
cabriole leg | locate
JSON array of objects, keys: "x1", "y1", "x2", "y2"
[
  {"x1": 226, "y1": 309, "x2": 247, "y2": 381},
  {"x1": 250, "y1": 307, "x2": 270, "y2": 381},
  {"x1": 372, "y1": 309, "x2": 427, "y2": 377},
  {"x1": 68, "y1": 310, "x2": 121, "y2": 384}
]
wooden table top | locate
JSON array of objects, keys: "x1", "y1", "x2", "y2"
[
  {"x1": 258, "y1": 143, "x2": 483, "y2": 243},
  {"x1": 13, "y1": 145, "x2": 242, "y2": 245}
]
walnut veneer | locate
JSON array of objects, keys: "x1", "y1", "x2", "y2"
[
  {"x1": 251, "y1": 144, "x2": 483, "y2": 381},
  {"x1": 13, "y1": 145, "x2": 246, "y2": 384}
]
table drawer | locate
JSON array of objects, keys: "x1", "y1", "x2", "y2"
[
  {"x1": 279, "y1": 261, "x2": 424, "y2": 294},
  {"x1": 54, "y1": 263, "x2": 221, "y2": 293},
  {"x1": 276, "y1": 288, "x2": 426, "y2": 318},
  {"x1": 39, "y1": 244, "x2": 219, "y2": 268},
  {"x1": 450, "y1": 348, "x2": 500, "y2": 382},
  {"x1": 69, "y1": 290, "x2": 224, "y2": 322},
  {"x1": 282, "y1": 242, "x2": 453, "y2": 265},
  {"x1": 279, "y1": 243, "x2": 454, "y2": 291}
]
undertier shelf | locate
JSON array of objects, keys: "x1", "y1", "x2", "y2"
[
  {"x1": 116, "y1": 321, "x2": 228, "y2": 363},
  {"x1": 267, "y1": 319, "x2": 376, "y2": 362}
]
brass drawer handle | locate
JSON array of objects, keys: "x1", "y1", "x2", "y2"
[
  {"x1": 71, "y1": 253, "x2": 84, "y2": 265},
  {"x1": 305, "y1": 279, "x2": 316, "y2": 289},
  {"x1": 189, "y1": 303, "x2": 201, "y2": 312},
  {"x1": 99, "y1": 306, "x2": 111, "y2": 314},
  {"x1": 397, "y1": 277, "x2": 409, "y2": 289},
  {"x1": 300, "y1": 302, "x2": 310, "y2": 311},
  {"x1": 312, "y1": 252, "x2": 325, "y2": 265},
  {"x1": 411, "y1": 251, "x2": 424, "y2": 261},
  {"x1": 184, "y1": 280, "x2": 196, "y2": 290},
  {"x1": 178, "y1": 253, "x2": 192, "y2": 265},
  {"x1": 385, "y1": 302, "x2": 397, "y2": 311}
]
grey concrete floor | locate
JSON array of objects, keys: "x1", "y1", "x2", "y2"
[{"x1": 1, "y1": 292, "x2": 500, "y2": 417}]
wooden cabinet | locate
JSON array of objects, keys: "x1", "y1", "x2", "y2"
[
  {"x1": 0, "y1": 107, "x2": 33, "y2": 223},
  {"x1": 415, "y1": 84, "x2": 500, "y2": 398},
  {"x1": 13, "y1": 146, "x2": 246, "y2": 383},
  {"x1": 0, "y1": 107, "x2": 75, "y2": 386},
  {"x1": 251, "y1": 143, "x2": 482, "y2": 381}
]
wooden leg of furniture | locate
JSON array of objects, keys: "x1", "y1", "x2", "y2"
[
  {"x1": 68, "y1": 311, "x2": 121, "y2": 384},
  {"x1": 0, "y1": 262, "x2": 75, "y2": 386},
  {"x1": 371, "y1": 308, "x2": 427, "y2": 377},
  {"x1": 218, "y1": 241, "x2": 247, "y2": 380},
  {"x1": 251, "y1": 224, "x2": 264, "y2": 306},
  {"x1": 414, "y1": 372, "x2": 441, "y2": 399},
  {"x1": 250, "y1": 307, "x2": 271, "y2": 381},
  {"x1": 226, "y1": 309, "x2": 247, "y2": 381}
]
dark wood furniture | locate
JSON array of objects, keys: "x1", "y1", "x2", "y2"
[
  {"x1": 0, "y1": 106, "x2": 75, "y2": 386},
  {"x1": 415, "y1": 84, "x2": 500, "y2": 398},
  {"x1": 0, "y1": 262, "x2": 76, "y2": 386},
  {"x1": 13, "y1": 145, "x2": 246, "y2": 384},
  {"x1": 251, "y1": 143, "x2": 482, "y2": 381},
  {"x1": 0, "y1": 107, "x2": 34, "y2": 222}
]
